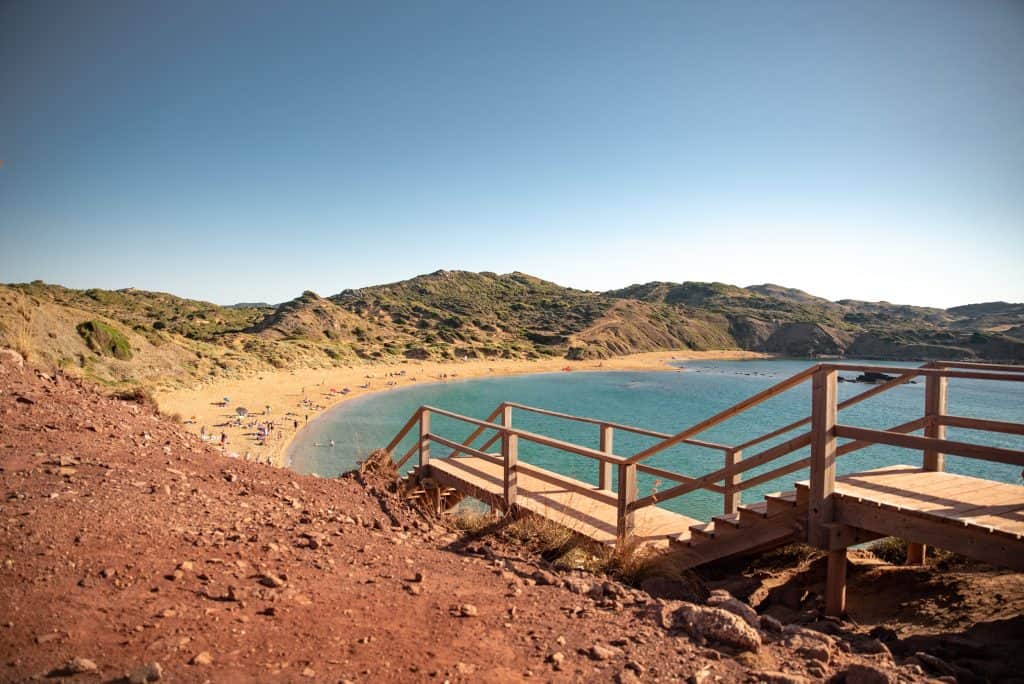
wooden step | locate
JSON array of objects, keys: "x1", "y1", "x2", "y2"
[
  {"x1": 712, "y1": 512, "x2": 743, "y2": 529},
  {"x1": 794, "y1": 483, "x2": 810, "y2": 506},
  {"x1": 670, "y1": 519, "x2": 801, "y2": 569},
  {"x1": 737, "y1": 501, "x2": 769, "y2": 523},
  {"x1": 765, "y1": 491, "x2": 799, "y2": 515},
  {"x1": 688, "y1": 522, "x2": 717, "y2": 541}
]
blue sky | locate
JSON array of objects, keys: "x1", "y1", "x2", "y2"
[{"x1": 2, "y1": 1, "x2": 1022, "y2": 307}]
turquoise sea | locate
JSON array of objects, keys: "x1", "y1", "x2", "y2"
[{"x1": 287, "y1": 359, "x2": 1024, "y2": 522}]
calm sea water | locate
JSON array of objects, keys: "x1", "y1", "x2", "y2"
[{"x1": 288, "y1": 359, "x2": 1024, "y2": 521}]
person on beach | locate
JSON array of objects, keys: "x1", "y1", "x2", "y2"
[
  {"x1": 293, "y1": 419, "x2": 299, "y2": 429},
  {"x1": 220, "y1": 432, "x2": 227, "y2": 446}
]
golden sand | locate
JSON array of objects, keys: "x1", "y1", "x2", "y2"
[{"x1": 156, "y1": 349, "x2": 770, "y2": 468}]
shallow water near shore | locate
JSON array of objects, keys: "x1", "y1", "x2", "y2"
[{"x1": 288, "y1": 359, "x2": 1024, "y2": 522}]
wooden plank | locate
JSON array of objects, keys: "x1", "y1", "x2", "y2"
[
  {"x1": 809, "y1": 368, "x2": 838, "y2": 548},
  {"x1": 828, "y1": 467, "x2": 1024, "y2": 538},
  {"x1": 834, "y1": 425, "x2": 1024, "y2": 467},
  {"x1": 938, "y1": 415, "x2": 1024, "y2": 437},
  {"x1": 835, "y1": 417, "x2": 929, "y2": 459},
  {"x1": 628, "y1": 365, "x2": 819, "y2": 464}
]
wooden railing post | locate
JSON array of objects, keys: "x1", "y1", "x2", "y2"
[
  {"x1": 809, "y1": 367, "x2": 838, "y2": 549},
  {"x1": 419, "y1": 408, "x2": 430, "y2": 467},
  {"x1": 502, "y1": 405, "x2": 517, "y2": 510},
  {"x1": 724, "y1": 448, "x2": 742, "y2": 515},
  {"x1": 923, "y1": 374, "x2": 948, "y2": 472},
  {"x1": 909, "y1": 373, "x2": 948, "y2": 565},
  {"x1": 616, "y1": 463, "x2": 637, "y2": 542},
  {"x1": 599, "y1": 424, "x2": 614, "y2": 490}
]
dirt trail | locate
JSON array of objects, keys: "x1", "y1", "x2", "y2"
[{"x1": 0, "y1": 349, "x2": 1016, "y2": 682}]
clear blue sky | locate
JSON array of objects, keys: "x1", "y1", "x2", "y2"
[{"x1": 2, "y1": 1, "x2": 1022, "y2": 307}]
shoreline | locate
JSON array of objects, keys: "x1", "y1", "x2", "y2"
[{"x1": 156, "y1": 349, "x2": 772, "y2": 469}]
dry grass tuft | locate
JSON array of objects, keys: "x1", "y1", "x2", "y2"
[{"x1": 358, "y1": 448, "x2": 399, "y2": 479}]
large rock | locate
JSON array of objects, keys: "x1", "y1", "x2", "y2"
[
  {"x1": 665, "y1": 601, "x2": 762, "y2": 652},
  {"x1": 706, "y1": 590, "x2": 759, "y2": 628}
]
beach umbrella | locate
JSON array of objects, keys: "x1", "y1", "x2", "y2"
[{"x1": 235, "y1": 407, "x2": 248, "y2": 417}]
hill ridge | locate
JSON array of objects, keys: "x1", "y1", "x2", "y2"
[{"x1": 2, "y1": 271, "x2": 1021, "y2": 389}]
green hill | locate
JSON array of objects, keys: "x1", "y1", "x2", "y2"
[{"x1": 2, "y1": 272, "x2": 1021, "y2": 390}]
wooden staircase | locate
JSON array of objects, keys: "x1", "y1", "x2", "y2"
[
  {"x1": 383, "y1": 360, "x2": 1024, "y2": 616},
  {"x1": 399, "y1": 465, "x2": 465, "y2": 515},
  {"x1": 670, "y1": 488, "x2": 807, "y2": 568}
]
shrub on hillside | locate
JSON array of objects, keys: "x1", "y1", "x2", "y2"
[{"x1": 76, "y1": 320, "x2": 133, "y2": 360}]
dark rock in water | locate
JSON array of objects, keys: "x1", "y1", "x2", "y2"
[{"x1": 854, "y1": 371, "x2": 896, "y2": 384}]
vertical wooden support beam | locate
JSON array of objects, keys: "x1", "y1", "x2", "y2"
[
  {"x1": 723, "y1": 448, "x2": 742, "y2": 515},
  {"x1": 503, "y1": 433, "x2": 518, "y2": 511},
  {"x1": 909, "y1": 373, "x2": 948, "y2": 565},
  {"x1": 808, "y1": 367, "x2": 838, "y2": 548},
  {"x1": 825, "y1": 548, "x2": 848, "y2": 617},
  {"x1": 599, "y1": 424, "x2": 614, "y2": 491},
  {"x1": 616, "y1": 463, "x2": 637, "y2": 542},
  {"x1": 418, "y1": 408, "x2": 430, "y2": 468},
  {"x1": 923, "y1": 374, "x2": 948, "y2": 472},
  {"x1": 502, "y1": 405, "x2": 517, "y2": 510}
]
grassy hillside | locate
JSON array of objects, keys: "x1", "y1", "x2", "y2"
[{"x1": 1, "y1": 272, "x2": 1021, "y2": 391}]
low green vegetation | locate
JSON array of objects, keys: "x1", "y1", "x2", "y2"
[{"x1": 76, "y1": 320, "x2": 133, "y2": 360}]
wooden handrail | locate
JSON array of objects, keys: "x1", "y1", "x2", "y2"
[
  {"x1": 422, "y1": 405, "x2": 628, "y2": 465},
  {"x1": 505, "y1": 402, "x2": 730, "y2": 451},
  {"x1": 637, "y1": 463, "x2": 727, "y2": 494},
  {"x1": 835, "y1": 425, "x2": 1024, "y2": 467},
  {"x1": 630, "y1": 431, "x2": 814, "y2": 511},
  {"x1": 627, "y1": 365, "x2": 819, "y2": 464},
  {"x1": 426, "y1": 433, "x2": 499, "y2": 462},
  {"x1": 821, "y1": 364, "x2": 1024, "y2": 382},
  {"x1": 938, "y1": 415, "x2": 1024, "y2": 437},
  {"x1": 734, "y1": 367, "x2": 925, "y2": 451},
  {"x1": 930, "y1": 360, "x2": 1024, "y2": 372},
  {"x1": 385, "y1": 408, "x2": 425, "y2": 454}
]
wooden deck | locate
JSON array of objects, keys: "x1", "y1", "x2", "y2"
[
  {"x1": 428, "y1": 455, "x2": 700, "y2": 545},
  {"x1": 796, "y1": 465, "x2": 1024, "y2": 569}
]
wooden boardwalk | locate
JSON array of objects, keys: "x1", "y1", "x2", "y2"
[
  {"x1": 385, "y1": 360, "x2": 1024, "y2": 616},
  {"x1": 429, "y1": 455, "x2": 700, "y2": 545}
]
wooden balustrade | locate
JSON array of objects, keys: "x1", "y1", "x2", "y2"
[{"x1": 382, "y1": 359, "x2": 1024, "y2": 575}]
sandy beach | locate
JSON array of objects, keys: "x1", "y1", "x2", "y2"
[{"x1": 156, "y1": 349, "x2": 770, "y2": 468}]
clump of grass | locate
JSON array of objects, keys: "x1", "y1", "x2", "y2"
[
  {"x1": 869, "y1": 537, "x2": 908, "y2": 564},
  {"x1": 112, "y1": 386, "x2": 158, "y2": 411},
  {"x1": 358, "y1": 448, "x2": 398, "y2": 479},
  {"x1": 868, "y1": 537, "x2": 968, "y2": 568},
  {"x1": 76, "y1": 320, "x2": 133, "y2": 360}
]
